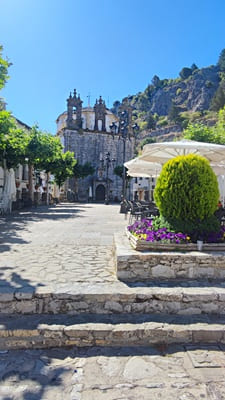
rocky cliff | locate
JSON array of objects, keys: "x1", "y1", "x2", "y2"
[{"x1": 119, "y1": 65, "x2": 220, "y2": 118}]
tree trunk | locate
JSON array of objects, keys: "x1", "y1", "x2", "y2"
[
  {"x1": 74, "y1": 177, "x2": 79, "y2": 201},
  {"x1": 46, "y1": 172, "x2": 50, "y2": 205},
  {"x1": 28, "y1": 164, "x2": 34, "y2": 202}
]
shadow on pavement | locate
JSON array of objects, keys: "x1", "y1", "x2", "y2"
[
  {"x1": 0, "y1": 204, "x2": 85, "y2": 252},
  {"x1": 0, "y1": 268, "x2": 45, "y2": 293},
  {"x1": 0, "y1": 358, "x2": 70, "y2": 400},
  {"x1": 0, "y1": 343, "x2": 223, "y2": 400},
  {"x1": 125, "y1": 279, "x2": 225, "y2": 289}
]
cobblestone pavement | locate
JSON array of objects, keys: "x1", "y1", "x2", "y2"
[
  {"x1": 0, "y1": 203, "x2": 128, "y2": 291},
  {"x1": 0, "y1": 345, "x2": 225, "y2": 399},
  {"x1": 1, "y1": 204, "x2": 225, "y2": 399}
]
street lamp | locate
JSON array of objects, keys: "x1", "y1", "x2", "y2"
[
  {"x1": 110, "y1": 112, "x2": 139, "y2": 205},
  {"x1": 100, "y1": 152, "x2": 115, "y2": 205},
  {"x1": 119, "y1": 111, "x2": 140, "y2": 199},
  {"x1": 109, "y1": 122, "x2": 117, "y2": 136}
]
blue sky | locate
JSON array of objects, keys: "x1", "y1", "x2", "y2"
[{"x1": 1, "y1": 0, "x2": 225, "y2": 133}]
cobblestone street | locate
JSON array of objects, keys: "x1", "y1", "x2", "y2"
[
  {"x1": 0, "y1": 203, "x2": 225, "y2": 399},
  {"x1": 0, "y1": 345, "x2": 225, "y2": 399},
  {"x1": 0, "y1": 203, "x2": 127, "y2": 291}
]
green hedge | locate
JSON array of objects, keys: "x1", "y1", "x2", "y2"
[{"x1": 154, "y1": 154, "x2": 219, "y2": 223}]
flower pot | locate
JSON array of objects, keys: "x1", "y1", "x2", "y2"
[{"x1": 197, "y1": 240, "x2": 203, "y2": 251}]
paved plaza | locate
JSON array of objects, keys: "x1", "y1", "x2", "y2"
[
  {"x1": 1, "y1": 344, "x2": 225, "y2": 400},
  {"x1": 0, "y1": 203, "x2": 225, "y2": 399},
  {"x1": 0, "y1": 203, "x2": 127, "y2": 292}
]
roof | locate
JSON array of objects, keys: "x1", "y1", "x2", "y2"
[
  {"x1": 56, "y1": 108, "x2": 116, "y2": 122},
  {"x1": 14, "y1": 117, "x2": 32, "y2": 131}
]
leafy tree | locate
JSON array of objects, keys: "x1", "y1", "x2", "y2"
[
  {"x1": 139, "y1": 136, "x2": 156, "y2": 150},
  {"x1": 183, "y1": 123, "x2": 215, "y2": 143},
  {"x1": 111, "y1": 100, "x2": 121, "y2": 115},
  {"x1": 146, "y1": 112, "x2": 156, "y2": 130},
  {"x1": 113, "y1": 165, "x2": 131, "y2": 182},
  {"x1": 179, "y1": 67, "x2": 192, "y2": 79},
  {"x1": 218, "y1": 48, "x2": 225, "y2": 71},
  {"x1": 51, "y1": 151, "x2": 76, "y2": 188},
  {"x1": 135, "y1": 93, "x2": 150, "y2": 112},
  {"x1": 73, "y1": 161, "x2": 95, "y2": 179},
  {"x1": 0, "y1": 45, "x2": 11, "y2": 90},
  {"x1": 210, "y1": 84, "x2": 225, "y2": 111},
  {"x1": 73, "y1": 161, "x2": 95, "y2": 200},
  {"x1": 26, "y1": 126, "x2": 63, "y2": 170},
  {"x1": 113, "y1": 165, "x2": 123, "y2": 178},
  {"x1": 26, "y1": 126, "x2": 64, "y2": 202},
  {"x1": 168, "y1": 102, "x2": 182, "y2": 123},
  {"x1": 151, "y1": 75, "x2": 160, "y2": 87},
  {"x1": 213, "y1": 106, "x2": 225, "y2": 144},
  {"x1": 183, "y1": 108, "x2": 225, "y2": 145},
  {"x1": 0, "y1": 111, "x2": 29, "y2": 169}
]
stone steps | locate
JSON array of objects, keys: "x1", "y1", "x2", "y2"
[
  {"x1": 0, "y1": 313, "x2": 225, "y2": 350},
  {"x1": 1, "y1": 282, "x2": 225, "y2": 315}
]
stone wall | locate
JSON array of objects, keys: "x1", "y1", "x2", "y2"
[
  {"x1": 140, "y1": 124, "x2": 182, "y2": 140},
  {"x1": 64, "y1": 129, "x2": 135, "y2": 201},
  {"x1": 114, "y1": 233, "x2": 225, "y2": 282}
]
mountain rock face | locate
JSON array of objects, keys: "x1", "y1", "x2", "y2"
[{"x1": 115, "y1": 66, "x2": 220, "y2": 118}]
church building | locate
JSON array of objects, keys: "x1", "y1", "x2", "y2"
[{"x1": 56, "y1": 90, "x2": 135, "y2": 202}]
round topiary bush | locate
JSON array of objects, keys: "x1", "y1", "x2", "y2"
[{"x1": 154, "y1": 154, "x2": 219, "y2": 224}]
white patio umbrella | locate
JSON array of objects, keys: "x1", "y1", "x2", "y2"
[
  {"x1": 124, "y1": 157, "x2": 161, "y2": 177},
  {"x1": 2, "y1": 168, "x2": 17, "y2": 213},
  {"x1": 140, "y1": 139, "x2": 225, "y2": 164},
  {"x1": 211, "y1": 164, "x2": 225, "y2": 207},
  {"x1": 88, "y1": 186, "x2": 93, "y2": 197}
]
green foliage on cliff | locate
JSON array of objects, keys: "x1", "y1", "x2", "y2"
[
  {"x1": 113, "y1": 49, "x2": 225, "y2": 135},
  {"x1": 218, "y1": 48, "x2": 225, "y2": 72},
  {"x1": 183, "y1": 106, "x2": 225, "y2": 144}
]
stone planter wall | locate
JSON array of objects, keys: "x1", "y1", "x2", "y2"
[
  {"x1": 126, "y1": 229, "x2": 225, "y2": 252},
  {"x1": 115, "y1": 233, "x2": 225, "y2": 282}
]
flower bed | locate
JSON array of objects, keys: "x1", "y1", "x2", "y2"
[{"x1": 127, "y1": 218, "x2": 225, "y2": 252}]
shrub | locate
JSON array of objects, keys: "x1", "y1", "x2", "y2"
[
  {"x1": 139, "y1": 121, "x2": 148, "y2": 131},
  {"x1": 205, "y1": 80, "x2": 214, "y2": 88},
  {"x1": 157, "y1": 118, "x2": 168, "y2": 127},
  {"x1": 152, "y1": 214, "x2": 221, "y2": 243},
  {"x1": 154, "y1": 154, "x2": 219, "y2": 224},
  {"x1": 176, "y1": 88, "x2": 182, "y2": 95}
]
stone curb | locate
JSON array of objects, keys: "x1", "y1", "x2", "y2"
[
  {"x1": 0, "y1": 319, "x2": 224, "y2": 350},
  {"x1": 1, "y1": 285, "x2": 225, "y2": 315}
]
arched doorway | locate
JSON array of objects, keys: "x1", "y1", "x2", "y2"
[{"x1": 96, "y1": 184, "x2": 105, "y2": 202}]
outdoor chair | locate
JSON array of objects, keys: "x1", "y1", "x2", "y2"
[
  {"x1": 128, "y1": 201, "x2": 143, "y2": 224},
  {"x1": 215, "y1": 207, "x2": 225, "y2": 226}
]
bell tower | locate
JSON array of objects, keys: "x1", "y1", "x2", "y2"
[
  {"x1": 66, "y1": 89, "x2": 83, "y2": 130},
  {"x1": 94, "y1": 96, "x2": 106, "y2": 131}
]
